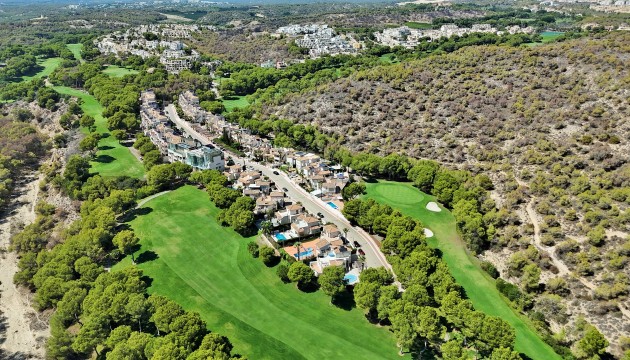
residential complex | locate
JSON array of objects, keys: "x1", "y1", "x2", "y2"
[
  {"x1": 374, "y1": 24, "x2": 535, "y2": 49},
  {"x1": 139, "y1": 89, "x2": 224, "y2": 171},
  {"x1": 278, "y1": 24, "x2": 361, "y2": 58},
  {"x1": 96, "y1": 24, "x2": 204, "y2": 73}
]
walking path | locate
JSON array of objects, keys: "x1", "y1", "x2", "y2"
[{"x1": 137, "y1": 191, "x2": 171, "y2": 208}]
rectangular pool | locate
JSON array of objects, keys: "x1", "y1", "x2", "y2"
[{"x1": 327, "y1": 202, "x2": 338, "y2": 210}]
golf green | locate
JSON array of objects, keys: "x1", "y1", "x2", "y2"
[
  {"x1": 117, "y1": 186, "x2": 400, "y2": 360},
  {"x1": 52, "y1": 86, "x2": 145, "y2": 178},
  {"x1": 364, "y1": 180, "x2": 561, "y2": 360},
  {"x1": 102, "y1": 65, "x2": 139, "y2": 78}
]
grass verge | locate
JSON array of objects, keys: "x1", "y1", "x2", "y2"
[
  {"x1": 363, "y1": 180, "x2": 561, "y2": 360},
  {"x1": 115, "y1": 186, "x2": 400, "y2": 360}
]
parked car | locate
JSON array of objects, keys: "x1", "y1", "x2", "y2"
[
  {"x1": 282, "y1": 187, "x2": 288, "y2": 192},
  {"x1": 317, "y1": 212, "x2": 324, "y2": 218},
  {"x1": 273, "y1": 170, "x2": 279, "y2": 175},
  {"x1": 358, "y1": 249, "x2": 365, "y2": 256},
  {"x1": 353, "y1": 241, "x2": 361, "y2": 248}
]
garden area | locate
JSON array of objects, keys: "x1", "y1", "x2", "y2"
[
  {"x1": 363, "y1": 180, "x2": 560, "y2": 360},
  {"x1": 115, "y1": 185, "x2": 400, "y2": 360}
]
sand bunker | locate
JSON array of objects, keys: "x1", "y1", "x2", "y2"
[
  {"x1": 424, "y1": 228, "x2": 434, "y2": 238},
  {"x1": 426, "y1": 202, "x2": 441, "y2": 212}
]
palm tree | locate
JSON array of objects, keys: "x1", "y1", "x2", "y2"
[
  {"x1": 294, "y1": 241, "x2": 302, "y2": 261},
  {"x1": 261, "y1": 221, "x2": 273, "y2": 235}
]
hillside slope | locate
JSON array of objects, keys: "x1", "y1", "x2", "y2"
[{"x1": 261, "y1": 32, "x2": 630, "y2": 354}]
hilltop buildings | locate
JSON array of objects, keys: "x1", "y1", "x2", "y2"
[
  {"x1": 374, "y1": 24, "x2": 534, "y2": 49},
  {"x1": 277, "y1": 24, "x2": 360, "y2": 58},
  {"x1": 96, "y1": 24, "x2": 203, "y2": 73}
]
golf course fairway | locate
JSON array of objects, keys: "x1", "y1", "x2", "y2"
[{"x1": 364, "y1": 180, "x2": 561, "y2": 360}]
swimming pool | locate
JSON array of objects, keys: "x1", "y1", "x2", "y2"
[
  {"x1": 294, "y1": 248, "x2": 313, "y2": 258},
  {"x1": 327, "y1": 202, "x2": 338, "y2": 210},
  {"x1": 328, "y1": 251, "x2": 336, "y2": 258},
  {"x1": 344, "y1": 274, "x2": 358, "y2": 284},
  {"x1": 275, "y1": 233, "x2": 287, "y2": 241}
]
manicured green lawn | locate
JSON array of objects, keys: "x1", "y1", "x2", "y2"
[
  {"x1": 525, "y1": 31, "x2": 565, "y2": 47},
  {"x1": 102, "y1": 65, "x2": 139, "y2": 78},
  {"x1": 116, "y1": 186, "x2": 400, "y2": 360},
  {"x1": 67, "y1": 43, "x2": 84, "y2": 63},
  {"x1": 222, "y1": 95, "x2": 250, "y2": 112},
  {"x1": 20, "y1": 57, "x2": 62, "y2": 82},
  {"x1": 379, "y1": 53, "x2": 400, "y2": 64},
  {"x1": 404, "y1": 21, "x2": 432, "y2": 29},
  {"x1": 364, "y1": 180, "x2": 561, "y2": 360},
  {"x1": 52, "y1": 86, "x2": 145, "y2": 179}
]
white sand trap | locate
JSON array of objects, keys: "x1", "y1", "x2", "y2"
[
  {"x1": 424, "y1": 228, "x2": 434, "y2": 238},
  {"x1": 426, "y1": 202, "x2": 441, "y2": 212}
]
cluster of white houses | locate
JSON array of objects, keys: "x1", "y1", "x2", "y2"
[
  {"x1": 224, "y1": 165, "x2": 355, "y2": 278},
  {"x1": 374, "y1": 23, "x2": 535, "y2": 49},
  {"x1": 140, "y1": 90, "x2": 225, "y2": 171},
  {"x1": 277, "y1": 24, "x2": 361, "y2": 58},
  {"x1": 96, "y1": 24, "x2": 203, "y2": 73}
]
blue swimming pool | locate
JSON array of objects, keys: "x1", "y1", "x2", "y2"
[
  {"x1": 294, "y1": 248, "x2": 313, "y2": 258},
  {"x1": 327, "y1": 202, "x2": 338, "y2": 210},
  {"x1": 275, "y1": 233, "x2": 287, "y2": 241},
  {"x1": 344, "y1": 274, "x2": 358, "y2": 283},
  {"x1": 328, "y1": 251, "x2": 336, "y2": 258}
]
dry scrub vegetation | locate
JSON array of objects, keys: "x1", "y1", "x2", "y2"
[{"x1": 262, "y1": 32, "x2": 630, "y2": 353}]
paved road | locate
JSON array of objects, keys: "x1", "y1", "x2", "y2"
[
  {"x1": 165, "y1": 104, "x2": 211, "y2": 146},
  {"x1": 238, "y1": 158, "x2": 394, "y2": 273}
]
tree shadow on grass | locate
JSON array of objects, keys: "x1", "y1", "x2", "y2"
[
  {"x1": 136, "y1": 250, "x2": 159, "y2": 264},
  {"x1": 93, "y1": 154, "x2": 115, "y2": 164},
  {"x1": 141, "y1": 275, "x2": 154, "y2": 288},
  {"x1": 332, "y1": 290, "x2": 356, "y2": 311},
  {"x1": 297, "y1": 281, "x2": 319, "y2": 293},
  {"x1": 121, "y1": 207, "x2": 153, "y2": 222},
  {"x1": 98, "y1": 145, "x2": 114, "y2": 151},
  {"x1": 364, "y1": 177, "x2": 378, "y2": 183}
]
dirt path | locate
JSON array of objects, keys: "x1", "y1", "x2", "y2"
[
  {"x1": 519, "y1": 181, "x2": 630, "y2": 321},
  {"x1": 0, "y1": 175, "x2": 48, "y2": 359}
]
